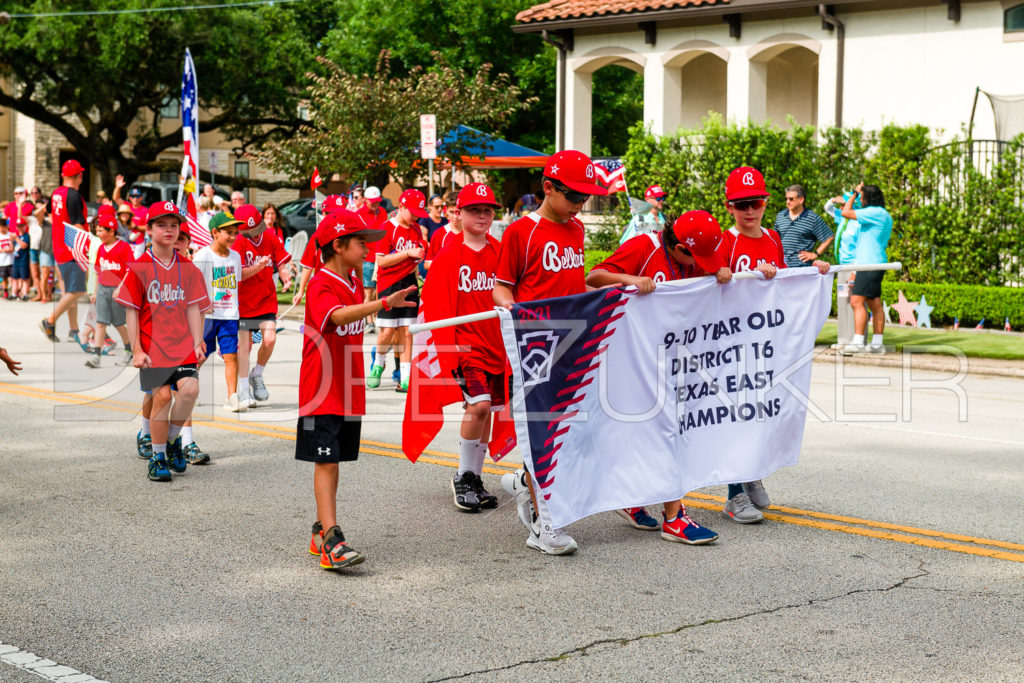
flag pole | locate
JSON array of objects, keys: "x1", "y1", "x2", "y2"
[{"x1": 408, "y1": 262, "x2": 903, "y2": 334}]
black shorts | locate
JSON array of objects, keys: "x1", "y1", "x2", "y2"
[
  {"x1": 851, "y1": 270, "x2": 884, "y2": 299},
  {"x1": 239, "y1": 314, "x2": 276, "y2": 331},
  {"x1": 139, "y1": 364, "x2": 199, "y2": 392},
  {"x1": 295, "y1": 414, "x2": 361, "y2": 463},
  {"x1": 377, "y1": 273, "x2": 419, "y2": 328}
]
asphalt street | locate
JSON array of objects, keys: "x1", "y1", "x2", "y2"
[{"x1": 1, "y1": 298, "x2": 1023, "y2": 681}]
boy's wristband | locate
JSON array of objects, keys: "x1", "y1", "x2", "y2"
[{"x1": 381, "y1": 298, "x2": 391, "y2": 312}]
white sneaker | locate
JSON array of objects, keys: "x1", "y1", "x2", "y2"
[
  {"x1": 250, "y1": 374, "x2": 269, "y2": 401},
  {"x1": 84, "y1": 355, "x2": 101, "y2": 369},
  {"x1": 115, "y1": 349, "x2": 133, "y2": 366},
  {"x1": 841, "y1": 342, "x2": 867, "y2": 356},
  {"x1": 868, "y1": 344, "x2": 887, "y2": 355},
  {"x1": 526, "y1": 524, "x2": 578, "y2": 555},
  {"x1": 743, "y1": 480, "x2": 771, "y2": 509},
  {"x1": 501, "y1": 469, "x2": 535, "y2": 532},
  {"x1": 224, "y1": 393, "x2": 248, "y2": 413}
]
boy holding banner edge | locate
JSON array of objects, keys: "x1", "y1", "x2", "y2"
[
  {"x1": 715, "y1": 166, "x2": 830, "y2": 524},
  {"x1": 493, "y1": 150, "x2": 608, "y2": 555},
  {"x1": 587, "y1": 209, "x2": 731, "y2": 544}
]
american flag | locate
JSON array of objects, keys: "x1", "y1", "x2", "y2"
[
  {"x1": 1005, "y1": 317, "x2": 1012, "y2": 332},
  {"x1": 953, "y1": 316, "x2": 959, "y2": 331},
  {"x1": 975, "y1": 318, "x2": 985, "y2": 330},
  {"x1": 63, "y1": 223, "x2": 98, "y2": 271},
  {"x1": 593, "y1": 158, "x2": 627, "y2": 194},
  {"x1": 180, "y1": 48, "x2": 208, "y2": 249},
  {"x1": 183, "y1": 200, "x2": 213, "y2": 249}
]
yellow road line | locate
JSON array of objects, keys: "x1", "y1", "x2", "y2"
[{"x1": 3, "y1": 381, "x2": 1023, "y2": 562}]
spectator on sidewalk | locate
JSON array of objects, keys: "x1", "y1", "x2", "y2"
[
  {"x1": 41, "y1": 160, "x2": 89, "y2": 344},
  {"x1": 841, "y1": 183, "x2": 893, "y2": 355},
  {"x1": 774, "y1": 185, "x2": 834, "y2": 268},
  {"x1": 620, "y1": 185, "x2": 667, "y2": 244}
]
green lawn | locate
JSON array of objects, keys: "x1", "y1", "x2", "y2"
[{"x1": 816, "y1": 321, "x2": 1024, "y2": 360}]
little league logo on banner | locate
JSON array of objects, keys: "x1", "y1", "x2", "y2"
[{"x1": 498, "y1": 269, "x2": 835, "y2": 529}]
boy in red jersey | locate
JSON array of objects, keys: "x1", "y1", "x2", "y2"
[
  {"x1": 417, "y1": 183, "x2": 504, "y2": 511},
  {"x1": 85, "y1": 210, "x2": 134, "y2": 368},
  {"x1": 423, "y1": 189, "x2": 462, "y2": 271},
  {"x1": 293, "y1": 194, "x2": 349, "y2": 302},
  {"x1": 368, "y1": 189, "x2": 428, "y2": 393},
  {"x1": 493, "y1": 149, "x2": 607, "y2": 555},
  {"x1": 231, "y1": 204, "x2": 292, "y2": 408},
  {"x1": 715, "y1": 166, "x2": 829, "y2": 524},
  {"x1": 116, "y1": 202, "x2": 211, "y2": 482},
  {"x1": 587, "y1": 210, "x2": 731, "y2": 544},
  {"x1": 298, "y1": 210, "x2": 415, "y2": 570}
]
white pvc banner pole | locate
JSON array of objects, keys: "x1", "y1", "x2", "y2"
[{"x1": 408, "y1": 262, "x2": 902, "y2": 334}]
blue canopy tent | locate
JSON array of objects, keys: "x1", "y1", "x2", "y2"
[{"x1": 434, "y1": 125, "x2": 548, "y2": 169}]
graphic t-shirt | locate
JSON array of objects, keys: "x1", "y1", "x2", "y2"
[
  {"x1": 300, "y1": 267, "x2": 366, "y2": 417},
  {"x1": 232, "y1": 231, "x2": 291, "y2": 318},
  {"x1": 376, "y1": 217, "x2": 427, "y2": 291},
  {"x1": 715, "y1": 226, "x2": 787, "y2": 273},
  {"x1": 495, "y1": 211, "x2": 586, "y2": 302},
  {"x1": 95, "y1": 240, "x2": 134, "y2": 287},
  {"x1": 193, "y1": 246, "x2": 243, "y2": 320},
  {"x1": 0, "y1": 232, "x2": 13, "y2": 266},
  {"x1": 453, "y1": 236, "x2": 504, "y2": 372},
  {"x1": 49, "y1": 186, "x2": 87, "y2": 263},
  {"x1": 592, "y1": 232, "x2": 707, "y2": 284},
  {"x1": 115, "y1": 250, "x2": 211, "y2": 367}
]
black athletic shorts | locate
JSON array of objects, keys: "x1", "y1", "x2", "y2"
[
  {"x1": 377, "y1": 273, "x2": 419, "y2": 328},
  {"x1": 295, "y1": 414, "x2": 361, "y2": 463},
  {"x1": 139, "y1": 364, "x2": 199, "y2": 392},
  {"x1": 851, "y1": 270, "x2": 884, "y2": 299},
  {"x1": 238, "y1": 313, "x2": 276, "y2": 331}
]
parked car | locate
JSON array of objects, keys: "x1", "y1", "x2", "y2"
[
  {"x1": 278, "y1": 197, "x2": 316, "y2": 236},
  {"x1": 129, "y1": 181, "x2": 233, "y2": 207}
]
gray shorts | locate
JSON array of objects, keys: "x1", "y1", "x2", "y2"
[{"x1": 95, "y1": 283, "x2": 126, "y2": 327}]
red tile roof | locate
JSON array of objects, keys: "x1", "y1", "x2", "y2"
[{"x1": 516, "y1": 0, "x2": 729, "y2": 24}]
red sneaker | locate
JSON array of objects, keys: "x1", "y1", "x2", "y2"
[
  {"x1": 319, "y1": 526, "x2": 365, "y2": 570},
  {"x1": 309, "y1": 520, "x2": 323, "y2": 556}
]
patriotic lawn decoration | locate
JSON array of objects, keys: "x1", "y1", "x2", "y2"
[
  {"x1": 593, "y1": 158, "x2": 627, "y2": 194},
  {"x1": 63, "y1": 223, "x2": 99, "y2": 271},
  {"x1": 497, "y1": 269, "x2": 834, "y2": 529}
]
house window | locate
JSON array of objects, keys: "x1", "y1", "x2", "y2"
[
  {"x1": 1006, "y1": 4, "x2": 1024, "y2": 31},
  {"x1": 234, "y1": 161, "x2": 250, "y2": 201},
  {"x1": 161, "y1": 97, "x2": 179, "y2": 119}
]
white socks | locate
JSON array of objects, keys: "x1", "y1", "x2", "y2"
[
  {"x1": 251, "y1": 364, "x2": 265, "y2": 378},
  {"x1": 141, "y1": 417, "x2": 151, "y2": 436},
  {"x1": 181, "y1": 425, "x2": 193, "y2": 445},
  {"x1": 168, "y1": 423, "x2": 182, "y2": 442},
  {"x1": 458, "y1": 438, "x2": 480, "y2": 475},
  {"x1": 474, "y1": 441, "x2": 487, "y2": 474},
  {"x1": 400, "y1": 362, "x2": 411, "y2": 384},
  {"x1": 871, "y1": 334, "x2": 884, "y2": 347},
  {"x1": 852, "y1": 334, "x2": 865, "y2": 346}
]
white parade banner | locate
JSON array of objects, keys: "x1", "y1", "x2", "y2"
[{"x1": 498, "y1": 267, "x2": 836, "y2": 529}]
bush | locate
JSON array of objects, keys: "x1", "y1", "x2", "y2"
[
  {"x1": 621, "y1": 118, "x2": 1024, "y2": 287},
  {"x1": 585, "y1": 249, "x2": 612, "y2": 274}
]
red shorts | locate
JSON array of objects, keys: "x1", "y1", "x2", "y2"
[{"x1": 454, "y1": 362, "x2": 509, "y2": 409}]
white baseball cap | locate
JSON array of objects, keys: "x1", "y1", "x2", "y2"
[
  {"x1": 364, "y1": 186, "x2": 382, "y2": 202},
  {"x1": 14, "y1": 186, "x2": 26, "y2": 194}
]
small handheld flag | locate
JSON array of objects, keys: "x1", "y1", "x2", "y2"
[
  {"x1": 593, "y1": 159, "x2": 627, "y2": 194},
  {"x1": 311, "y1": 167, "x2": 323, "y2": 191},
  {"x1": 953, "y1": 316, "x2": 959, "y2": 331},
  {"x1": 975, "y1": 318, "x2": 985, "y2": 330},
  {"x1": 1005, "y1": 317, "x2": 1012, "y2": 332},
  {"x1": 63, "y1": 223, "x2": 97, "y2": 271}
]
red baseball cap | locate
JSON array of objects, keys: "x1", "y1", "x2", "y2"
[
  {"x1": 364, "y1": 186, "x2": 382, "y2": 203},
  {"x1": 671, "y1": 210, "x2": 724, "y2": 274},
  {"x1": 543, "y1": 150, "x2": 608, "y2": 196},
  {"x1": 321, "y1": 194, "x2": 347, "y2": 215},
  {"x1": 97, "y1": 204, "x2": 116, "y2": 219},
  {"x1": 645, "y1": 184, "x2": 667, "y2": 200},
  {"x1": 98, "y1": 212, "x2": 117, "y2": 230},
  {"x1": 20, "y1": 202, "x2": 34, "y2": 218},
  {"x1": 145, "y1": 200, "x2": 183, "y2": 225},
  {"x1": 725, "y1": 166, "x2": 770, "y2": 201},
  {"x1": 314, "y1": 209, "x2": 385, "y2": 247},
  {"x1": 234, "y1": 204, "x2": 263, "y2": 230},
  {"x1": 399, "y1": 189, "x2": 428, "y2": 219},
  {"x1": 457, "y1": 183, "x2": 501, "y2": 209},
  {"x1": 61, "y1": 159, "x2": 85, "y2": 177}
]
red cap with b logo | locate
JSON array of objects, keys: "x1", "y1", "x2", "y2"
[
  {"x1": 457, "y1": 183, "x2": 501, "y2": 209},
  {"x1": 321, "y1": 194, "x2": 348, "y2": 215},
  {"x1": 234, "y1": 204, "x2": 263, "y2": 230},
  {"x1": 725, "y1": 166, "x2": 769, "y2": 201},
  {"x1": 61, "y1": 159, "x2": 85, "y2": 177},
  {"x1": 671, "y1": 210, "x2": 724, "y2": 274},
  {"x1": 399, "y1": 189, "x2": 429, "y2": 219},
  {"x1": 145, "y1": 201, "x2": 183, "y2": 225},
  {"x1": 543, "y1": 150, "x2": 609, "y2": 196}
]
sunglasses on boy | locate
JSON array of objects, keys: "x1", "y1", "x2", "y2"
[
  {"x1": 728, "y1": 198, "x2": 767, "y2": 211},
  {"x1": 549, "y1": 179, "x2": 590, "y2": 205}
]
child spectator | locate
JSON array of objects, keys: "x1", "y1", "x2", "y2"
[
  {"x1": 298, "y1": 210, "x2": 415, "y2": 570},
  {"x1": 0, "y1": 215, "x2": 13, "y2": 297},
  {"x1": 116, "y1": 202, "x2": 211, "y2": 481},
  {"x1": 84, "y1": 209, "x2": 134, "y2": 368}
]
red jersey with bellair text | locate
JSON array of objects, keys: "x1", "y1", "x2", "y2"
[
  {"x1": 232, "y1": 230, "x2": 291, "y2": 318},
  {"x1": 299, "y1": 267, "x2": 366, "y2": 417},
  {"x1": 453, "y1": 235, "x2": 504, "y2": 373},
  {"x1": 115, "y1": 250, "x2": 211, "y2": 367},
  {"x1": 716, "y1": 226, "x2": 787, "y2": 273},
  {"x1": 591, "y1": 232, "x2": 707, "y2": 283},
  {"x1": 427, "y1": 225, "x2": 459, "y2": 262},
  {"x1": 357, "y1": 205, "x2": 388, "y2": 262},
  {"x1": 95, "y1": 240, "x2": 134, "y2": 287},
  {"x1": 376, "y1": 217, "x2": 426, "y2": 291},
  {"x1": 495, "y1": 212, "x2": 586, "y2": 302}
]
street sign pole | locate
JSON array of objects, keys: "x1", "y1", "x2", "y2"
[{"x1": 420, "y1": 114, "x2": 436, "y2": 197}]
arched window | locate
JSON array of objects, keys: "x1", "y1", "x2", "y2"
[{"x1": 1006, "y1": 4, "x2": 1024, "y2": 32}]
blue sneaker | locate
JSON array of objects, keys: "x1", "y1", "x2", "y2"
[
  {"x1": 167, "y1": 436, "x2": 187, "y2": 474},
  {"x1": 148, "y1": 455, "x2": 172, "y2": 482},
  {"x1": 661, "y1": 508, "x2": 718, "y2": 545},
  {"x1": 370, "y1": 348, "x2": 377, "y2": 367},
  {"x1": 615, "y1": 506, "x2": 660, "y2": 531},
  {"x1": 391, "y1": 368, "x2": 401, "y2": 383},
  {"x1": 136, "y1": 430, "x2": 152, "y2": 460}
]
